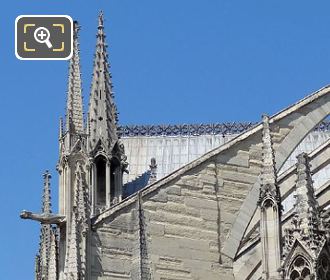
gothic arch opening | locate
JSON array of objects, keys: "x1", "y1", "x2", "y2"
[
  {"x1": 95, "y1": 155, "x2": 106, "y2": 206},
  {"x1": 288, "y1": 256, "x2": 312, "y2": 280},
  {"x1": 262, "y1": 197, "x2": 277, "y2": 208}
]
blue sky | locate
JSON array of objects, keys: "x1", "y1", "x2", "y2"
[{"x1": 1, "y1": 1, "x2": 330, "y2": 278}]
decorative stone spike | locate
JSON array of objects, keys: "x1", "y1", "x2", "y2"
[
  {"x1": 66, "y1": 21, "x2": 84, "y2": 134},
  {"x1": 42, "y1": 171, "x2": 52, "y2": 215},
  {"x1": 88, "y1": 11, "x2": 119, "y2": 152},
  {"x1": 259, "y1": 114, "x2": 280, "y2": 205},
  {"x1": 148, "y1": 158, "x2": 157, "y2": 185},
  {"x1": 98, "y1": 10, "x2": 104, "y2": 27},
  {"x1": 258, "y1": 114, "x2": 282, "y2": 280},
  {"x1": 281, "y1": 153, "x2": 327, "y2": 279},
  {"x1": 59, "y1": 117, "x2": 64, "y2": 139},
  {"x1": 293, "y1": 153, "x2": 322, "y2": 246}
]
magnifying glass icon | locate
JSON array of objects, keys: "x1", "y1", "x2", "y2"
[{"x1": 34, "y1": 27, "x2": 53, "y2": 49}]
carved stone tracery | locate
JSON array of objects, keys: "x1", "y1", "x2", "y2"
[
  {"x1": 282, "y1": 153, "x2": 330, "y2": 280},
  {"x1": 288, "y1": 256, "x2": 312, "y2": 280}
]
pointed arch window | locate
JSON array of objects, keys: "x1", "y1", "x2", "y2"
[
  {"x1": 95, "y1": 155, "x2": 106, "y2": 205},
  {"x1": 288, "y1": 256, "x2": 312, "y2": 280}
]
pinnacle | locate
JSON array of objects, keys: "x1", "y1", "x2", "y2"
[
  {"x1": 42, "y1": 170, "x2": 52, "y2": 215},
  {"x1": 98, "y1": 11, "x2": 104, "y2": 27},
  {"x1": 261, "y1": 115, "x2": 277, "y2": 185},
  {"x1": 259, "y1": 114, "x2": 280, "y2": 205},
  {"x1": 74, "y1": 20, "x2": 80, "y2": 33},
  {"x1": 294, "y1": 152, "x2": 319, "y2": 223},
  {"x1": 66, "y1": 20, "x2": 84, "y2": 134},
  {"x1": 88, "y1": 11, "x2": 119, "y2": 152}
]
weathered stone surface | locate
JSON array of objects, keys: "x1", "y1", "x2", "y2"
[{"x1": 22, "y1": 12, "x2": 330, "y2": 280}]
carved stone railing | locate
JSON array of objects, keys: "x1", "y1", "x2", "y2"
[
  {"x1": 315, "y1": 120, "x2": 330, "y2": 131},
  {"x1": 118, "y1": 122, "x2": 256, "y2": 137},
  {"x1": 118, "y1": 121, "x2": 330, "y2": 137}
]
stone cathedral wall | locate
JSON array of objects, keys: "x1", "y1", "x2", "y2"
[
  {"x1": 90, "y1": 202, "x2": 141, "y2": 279},
  {"x1": 91, "y1": 129, "x2": 266, "y2": 280},
  {"x1": 90, "y1": 107, "x2": 330, "y2": 279}
]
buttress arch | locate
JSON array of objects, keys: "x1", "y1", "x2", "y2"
[{"x1": 223, "y1": 85, "x2": 330, "y2": 260}]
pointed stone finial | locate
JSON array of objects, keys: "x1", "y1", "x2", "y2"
[
  {"x1": 148, "y1": 158, "x2": 157, "y2": 184},
  {"x1": 261, "y1": 115, "x2": 277, "y2": 184},
  {"x1": 88, "y1": 11, "x2": 119, "y2": 152},
  {"x1": 259, "y1": 115, "x2": 282, "y2": 279},
  {"x1": 42, "y1": 171, "x2": 52, "y2": 215},
  {"x1": 294, "y1": 153, "x2": 320, "y2": 233},
  {"x1": 282, "y1": 153, "x2": 324, "y2": 262},
  {"x1": 66, "y1": 20, "x2": 84, "y2": 134},
  {"x1": 74, "y1": 20, "x2": 80, "y2": 33},
  {"x1": 259, "y1": 115, "x2": 280, "y2": 204},
  {"x1": 59, "y1": 117, "x2": 64, "y2": 139},
  {"x1": 98, "y1": 10, "x2": 104, "y2": 27}
]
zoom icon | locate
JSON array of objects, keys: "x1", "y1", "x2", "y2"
[{"x1": 15, "y1": 15, "x2": 73, "y2": 60}]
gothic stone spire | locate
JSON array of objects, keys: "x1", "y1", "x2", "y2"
[
  {"x1": 259, "y1": 114, "x2": 280, "y2": 205},
  {"x1": 88, "y1": 11, "x2": 119, "y2": 153},
  {"x1": 66, "y1": 21, "x2": 84, "y2": 134},
  {"x1": 282, "y1": 153, "x2": 327, "y2": 279},
  {"x1": 259, "y1": 115, "x2": 282, "y2": 280},
  {"x1": 295, "y1": 153, "x2": 319, "y2": 224},
  {"x1": 292, "y1": 153, "x2": 323, "y2": 248},
  {"x1": 20, "y1": 171, "x2": 64, "y2": 279},
  {"x1": 42, "y1": 170, "x2": 52, "y2": 215}
]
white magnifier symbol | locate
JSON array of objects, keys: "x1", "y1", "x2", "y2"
[{"x1": 34, "y1": 27, "x2": 53, "y2": 49}]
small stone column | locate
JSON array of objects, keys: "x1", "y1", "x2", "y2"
[
  {"x1": 65, "y1": 166, "x2": 72, "y2": 241},
  {"x1": 91, "y1": 163, "x2": 96, "y2": 216},
  {"x1": 106, "y1": 159, "x2": 111, "y2": 207}
]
